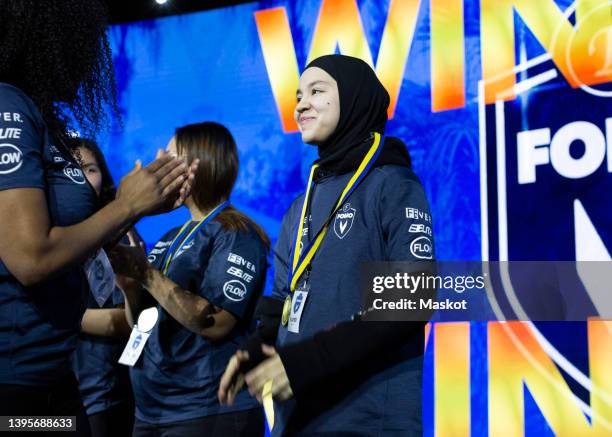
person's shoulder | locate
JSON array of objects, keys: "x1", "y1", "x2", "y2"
[
  {"x1": 290, "y1": 192, "x2": 306, "y2": 209},
  {"x1": 284, "y1": 193, "x2": 305, "y2": 220},
  {"x1": 0, "y1": 82, "x2": 28, "y2": 100},
  {"x1": 208, "y1": 218, "x2": 266, "y2": 249},
  {"x1": 0, "y1": 83, "x2": 39, "y2": 115},
  {"x1": 371, "y1": 164, "x2": 423, "y2": 187}
]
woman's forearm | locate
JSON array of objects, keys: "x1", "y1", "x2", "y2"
[
  {"x1": 119, "y1": 279, "x2": 147, "y2": 328},
  {"x1": 81, "y1": 308, "x2": 131, "y2": 337},
  {"x1": 278, "y1": 320, "x2": 425, "y2": 397},
  {"x1": 42, "y1": 200, "x2": 135, "y2": 271},
  {"x1": 2, "y1": 190, "x2": 136, "y2": 286},
  {"x1": 142, "y1": 268, "x2": 234, "y2": 340},
  {"x1": 0, "y1": 154, "x2": 187, "y2": 287}
]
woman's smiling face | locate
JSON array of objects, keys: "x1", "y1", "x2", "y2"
[{"x1": 294, "y1": 67, "x2": 340, "y2": 145}]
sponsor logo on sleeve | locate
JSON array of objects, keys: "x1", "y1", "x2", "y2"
[
  {"x1": 223, "y1": 280, "x2": 247, "y2": 302},
  {"x1": 0, "y1": 128, "x2": 21, "y2": 140},
  {"x1": 227, "y1": 252, "x2": 256, "y2": 273},
  {"x1": 410, "y1": 236, "x2": 433, "y2": 259},
  {"x1": 0, "y1": 112, "x2": 23, "y2": 123},
  {"x1": 408, "y1": 223, "x2": 433, "y2": 236},
  {"x1": 63, "y1": 164, "x2": 86, "y2": 184},
  {"x1": 148, "y1": 240, "x2": 172, "y2": 263},
  {"x1": 227, "y1": 266, "x2": 254, "y2": 283},
  {"x1": 333, "y1": 203, "x2": 356, "y2": 239},
  {"x1": 0, "y1": 143, "x2": 23, "y2": 174},
  {"x1": 175, "y1": 240, "x2": 195, "y2": 258},
  {"x1": 405, "y1": 207, "x2": 431, "y2": 223}
]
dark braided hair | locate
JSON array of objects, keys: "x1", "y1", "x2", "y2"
[{"x1": 0, "y1": 0, "x2": 118, "y2": 147}]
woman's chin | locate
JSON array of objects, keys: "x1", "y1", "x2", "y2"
[{"x1": 301, "y1": 133, "x2": 321, "y2": 146}]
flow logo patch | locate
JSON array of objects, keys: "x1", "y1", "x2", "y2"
[
  {"x1": 410, "y1": 236, "x2": 433, "y2": 259},
  {"x1": 223, "y1": 280, "x2": 247, "y2": 302},
  {"x1": 0, "y1": 143, "x2": 23, "y2": 174},
  {"x1": 63, "y1": 164, "x2": 86, "y2": 184},
  {"x1": 334, "y1": 203, "x2": 356, "y2": 239}
]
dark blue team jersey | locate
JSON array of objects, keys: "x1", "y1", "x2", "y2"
[
  {"x1": 0, "y1": 83, "x2": 97, "y2": 386},
  {"x1": 73, "y1": 286, "x2": 132, "y2": 416},
  {"x1": 130, "y1": 219, "x2": 267, "y2": 424},
  {"x1": 272, "y1": 165, "x2": 434, "y2": 436}
]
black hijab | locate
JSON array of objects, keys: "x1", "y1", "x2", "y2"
[{"x1": 305, "y1": 55, "x2": 411, "y2": 175}]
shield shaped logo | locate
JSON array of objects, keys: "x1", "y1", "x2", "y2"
[
  {"x1": 477, "y1": 32, "x2": 612, "y2": 422},
  {"x1": 333, "y1": 203, "x2": 356, "y2": 239},
  {"x1": 480, "y1": 52, "x2": 612, "y2": 321},
  {"x1": 293, "y1": 292, "x2": 304, "y2": 313}
]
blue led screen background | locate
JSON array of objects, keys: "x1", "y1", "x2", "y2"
[{"x1": 102, "y1": 1, "x2": 612, "y2": 435}]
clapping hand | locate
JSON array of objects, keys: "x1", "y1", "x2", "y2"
[{"x1": 116, "y1": 150, "x2": 199, "y2": 219}]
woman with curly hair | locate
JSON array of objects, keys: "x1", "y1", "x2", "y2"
[{"x1": 0, "y1": 1, "x2": 193, "y2": 432}]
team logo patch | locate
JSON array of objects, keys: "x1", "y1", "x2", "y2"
[
  {"x1": 333, "y1": 203, "x2": 356, "y2": 239},
  {"x1": 293, "y1": 292, "x2": 305, "y2": 313},
  {"x1": 223, "y1": 280, "x2": 247, "y2": 302},
  {"x1": 0, "y1": 143, "x2": 23, "y2": 174},
  {"x1": 132, "y1": 334, "x2": 143, "y2": 350},
  {"x1": 410, "y1": 236, "x2": 433, "y2": 259},
  {"x1": 63, "y1": 164, "x2": 86, "y2": 184}
]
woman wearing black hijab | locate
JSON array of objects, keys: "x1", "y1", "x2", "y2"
[{"x1": 220, "y1": 54, "x2": 434, "y2": 436}]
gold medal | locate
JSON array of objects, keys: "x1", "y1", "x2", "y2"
[{"x1": 281, "y1": 295, "x2": 292, "y2": 326}]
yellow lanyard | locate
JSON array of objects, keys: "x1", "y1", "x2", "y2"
[
  {"x1": 160, "y1": 200, "x2": 230, "y2": 274},
  {"x1": 288, "y1": 132, "x2": 383, "y2": 292}
]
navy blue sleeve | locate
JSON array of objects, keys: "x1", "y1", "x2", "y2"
[
  {"x1": 378, "y1": 168, "x2": 435, "y2": 261},
  {"x1": 199, "y1": 229, "x2": 267, "y2": 320},
  {"x1": 278, "y1": 169, "x2": 432, "y2": 397},
  {"x1": 0, "y1": 86, "x2": 45, "y2": 191}
]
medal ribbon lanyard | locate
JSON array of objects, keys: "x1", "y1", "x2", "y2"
[
  {"x1": 287, "y1": 132, "x2": 384, "y2": 292},
  {"x1": 160, "y1": 200, "x2": 230, "y2": 274}
]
